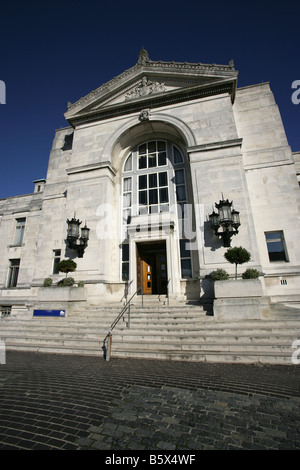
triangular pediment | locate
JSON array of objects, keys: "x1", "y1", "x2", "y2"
[{"x1": 65, "y1": 50, "x2": 238, "y2": 127}]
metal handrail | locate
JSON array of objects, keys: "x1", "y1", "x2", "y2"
[{"x1": 102, "y1": 287, "x2": 141, "y2": 357}]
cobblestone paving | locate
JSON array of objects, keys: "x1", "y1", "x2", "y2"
[{"x1": 0, "y1": 351, "x2": 300, "y2": 451}]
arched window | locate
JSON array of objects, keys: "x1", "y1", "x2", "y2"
[
  {"x1": 121, "y1": 140, "x2": 192, "y2": 280},
  {"x1": 122, "y1": 140, "x2": 186, "y2": 226}
]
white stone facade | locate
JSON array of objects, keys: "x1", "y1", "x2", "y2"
[{"x1": 0, "y1": 50, "x2": 299, "y2": 315}]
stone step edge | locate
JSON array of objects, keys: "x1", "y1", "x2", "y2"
[
  {"x1": 1, "y1": 331, "x2": 298, "y2": 342},
  {"x1": 2, "y1": 339, "x2": 295, "y2": 354},
  {"x1": 4, "y1": 344, "x2": 293, "y2": 362}
]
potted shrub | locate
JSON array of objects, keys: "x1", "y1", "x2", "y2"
[
  {"x1": 224, "y1": 246, "x2": 251, "y2": 280},
  {"x1": 43, "y1": 277, "x2": 53, "y2": 287},
  {"x1": 56, "y1": 259, "x2": 77, "y2": 281},
  {"x1": 210, "y1": 269, "x2": 229, "y2": 281},
  {"x1": 242, "y1": 268, "x2": 260, "y2": 279}
]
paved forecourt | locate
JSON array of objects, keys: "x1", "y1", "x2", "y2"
[{"x1": 0, "y1": 351, "x2": 300, "y2": 451}]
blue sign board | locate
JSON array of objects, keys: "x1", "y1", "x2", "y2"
[{"x1": 33, "y1": 309, "x2": 65, "y2": 317}]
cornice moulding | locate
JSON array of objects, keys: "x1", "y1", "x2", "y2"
[{"x1": 66, "y1": 79, "x2": 237, "y2": 128}]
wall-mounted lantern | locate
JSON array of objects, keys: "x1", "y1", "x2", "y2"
[
  {"x1": 66, "y1": 217, "x2": 90, "y2": 258},
  {"x1": 209, "y1": 198, "x2": 240, "y2": 247}
]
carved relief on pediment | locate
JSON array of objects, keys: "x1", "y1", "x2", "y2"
[{"x1": 125, "y1": 76, "x2": 165, "y2": 101}]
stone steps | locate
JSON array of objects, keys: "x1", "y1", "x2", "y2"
[{"x1": 1, "y1": 302, "x2": 299, "y2": 364}]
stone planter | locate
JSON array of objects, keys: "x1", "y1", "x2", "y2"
[
  {"x1": 37, "y1": 286, "x2": 87, "y2": 302},
  {"x1": 213, "y1": 278, "x2": 271, "y2": 320},
  {"x1": 214, "y1": 279, "x2": 263, "y2": 299}
]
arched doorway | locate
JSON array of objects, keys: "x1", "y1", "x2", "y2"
[{"x1": 121, "y1": 139, "x2": 193, "y2": 295}]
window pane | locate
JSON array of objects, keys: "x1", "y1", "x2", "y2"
[
  {"x1": 139, "y1": 155, "x2": 147, "y2": 169},
  {"x1": 158, "y1": 152, "x2": 166, "y2": 166},
  {"x1": 176, "y1": 185, "x2": 186, "y2": 201},
  {"x1": 123, "y1": 177, "x2": 131, "y2": 192},
  {"x1": 122, "y1": 262, "x2": 129, "y2": 281},
  {"x1": 53, "y1": 249, "x2": 61, "y2": 274},
  {"x1": 139, "y1": 175, "x2": 147, "y2": 189},
  {"x1": 14, "y1": 218, "x2": 26, "y2": 245},
  {"x1": 124, "y1": 154, "x2": 132, "y2": 171},
  {"x1": 148, "y1": 141, "x2": 156, "y2": 153},
  {"x1": 123, "y1": 209, "x2": 131, "y2": 225},
  {"x1": 159, "y1": 187, "x2": 169, "y2": 203},
  {"x1": 149, "y1": 189, "x2": 158, "y2": 205},
  {"x1": 174, "y1": 146, "x2": 183, "y2": 164},
  {"x1": 149, "y1": 205, "x2": 158, "y2": 213},
  {"x1": 180, "y1": 239, "x2": 191, "y2": 258},
  {"x1": 177, "y1": 203, "x2": 185, "y2": 219},
  {"x1": 123, "y1": 192, "x2": 131, "y2": 208},
  {"x1": 267, "y1": 242, "x2": 286, "y2": 261},
  {"x1": 159, "y1": 172, "x2": 168, "y2": 187},
  {"x1": 181, "y1": 259, "x2": 192, "y2": 278},
  {"x1": 265, "y1": 232, "x2": 282, "y2": 241},
  {"x1": 148, "y1": 153, "x2": 156, "y2": 168},
  {"x1": 157, "y1": 141, "x2": 166, "y2": 151},
  {"x1": 149, "y1": 173, "x2": 157, "y2": 188},
  {"x1": 139, "y1": 206, "x2": 148, "y2": 215},
  {"x1": 175, "y1": 169, "x2": 184, "y2": 184},
  {"x1": 139, "y1": 144, "x2": 146, "y2": 154},
  {"x1": 122, "y1": 243, "x2": 129, "y2": 262},
  {"x1": 265, "y1": 231, "x2": 288, "y2": 262},
  {"x1": 139, "y1": 191, "x2": 147, "y2": 205},
  {"x1": 8, "y1": 259, "x2": 20, "y2": 287},
  {"x1": 160, "y1": 204, "x2": 169, "y2": 212}
]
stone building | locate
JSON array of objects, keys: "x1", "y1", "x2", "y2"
[{"x1": 1, "y1": 50, "x2": 300, "y2": 318}]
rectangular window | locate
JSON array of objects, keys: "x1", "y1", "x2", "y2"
[
  {"x1": 123, "y1": 177, "x2": 132, "y2": 225},
  {"x1": 53, "y1": 249, "x2": 61, "y2": 274},
  {"x1": 138, "y1": 171, "x2": 169, "y2": 215},
  {"x1": 13, "y1": 218, "x2": 26, "y2": 245},
  {"x1": 7, "y1": 259, "x2": 20, "y2": 287},
  {"x1": 175, "y1": 169, "x2": 186, "y2": 204},
  {"x1": 265, "y1": 231, "x2": 289, "y2": 262},
  {"x1": 122, "y1": 243, "x2": 129, "y2": 281},
  {"x1": 179, "y1": 239, "x2": 192, "y2": 278}
]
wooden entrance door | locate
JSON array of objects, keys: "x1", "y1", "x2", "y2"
[
  {"x1": 137, "y1": 243, "x2": 167, "y2": 295},
  {"x1": 141, "y1": 257, "x2": 153, "y2": 295}
]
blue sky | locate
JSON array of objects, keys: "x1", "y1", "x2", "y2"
[{"x1": 0, "y1": 0, "x2": 299, "y2": 199}]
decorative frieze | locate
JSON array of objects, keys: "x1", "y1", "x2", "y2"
[{"x1": 125, "y1": 77, "x2": 165, "y2": 100}]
